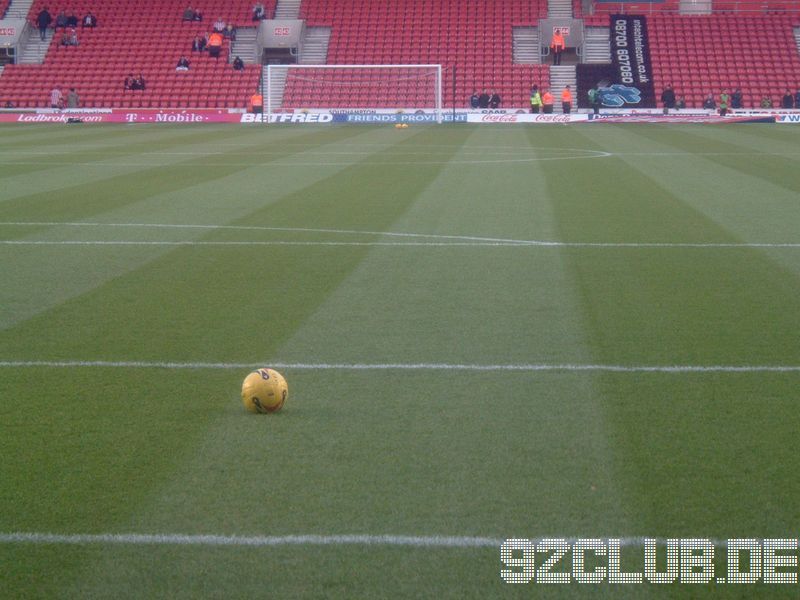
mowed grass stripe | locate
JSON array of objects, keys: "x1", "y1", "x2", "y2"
[
  {"x1": 538, "y1": 126, "x2": 800, "y2": 541},
  {"x1": 0, "y1": 127, "x2": 386, "y2": 330},
  {"x1": 242, "y1": 127, "x2": 633, "y2": 544},
  {"x1": 625, "y1": 126, "x2": 800, "y2": 242},
  {"x1": 0, "y1": 125, "x2": 371, "y2": 225},
  {"x1": 0, "y1": 130, "x2": 472, "y2": 358},
  {"x1": 0, "y1": 124, "x2": 294, "y2": 181},
  {"x1": 3, "y1": 126, "x2": 799, "y2": 600},
  {"x1": 624, "y1": 123, "x2": 800, "y2": 195},
  {"x1": 0, "y1": 128, "x2": 472, "y2": 526},
  {"x1": 1, "y1": 129, "x2": 477, "y2": 594}
]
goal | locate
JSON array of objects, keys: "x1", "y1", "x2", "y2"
[{"x1": 264, "y1": 64, "x2": 444, "y2": 123}]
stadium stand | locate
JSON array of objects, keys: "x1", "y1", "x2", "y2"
[
  {"x1": 0, "y1": 0, "x2": 270, "y2": 108},
  {"x1": 294, "y1": 0, "x2": 551, "y2": 108},
  {"x1": 1, "y1": 0, "x2": 799, "y2": 110},
  {"x1": 650, "y1": 13, "x2": 800, "y2": 108}
]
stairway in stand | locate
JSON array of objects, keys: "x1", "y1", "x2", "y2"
[
  {"x1": 547, "y1": 0, "x2": 572, "y2": 18},
  {"x1": 231, "y1": 27, "x2": 259, "y2": 64},
  {"x1": 4, "y1": 0, "x2": 35, "y2": 19},
  {"x1": 513, "y1": 27, "x2": 540, "y2": 64},
  {"x1": 583, "y1": 27, "x2": 611, "y2": 64},
  {"x1": 273, "y1": 0, "x2": 301, "y2": 19},
  {"x1": 549, "y1": 65, "x2": 576, "y2": 113},
  {"x1": 18, "y1": 30, "x2": 52, "y2": 64},
  {"x1": 794, "y1": 27, "x2": 800, "y2": 59},
  {"x1": 300, "y1": 27, "x2": 331, "y2": 64},
  {"x1": 262, "y1": 65, "x2": 287, "y2": 111}
]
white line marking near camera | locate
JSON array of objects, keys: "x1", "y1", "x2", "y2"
[{"x1": 0, "y1": 532, "x2": 728, "y2": 549}]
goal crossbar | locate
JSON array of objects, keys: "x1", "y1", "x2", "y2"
[{"x1": 265, "y1": 64, "x2": 444, "y2": 123}]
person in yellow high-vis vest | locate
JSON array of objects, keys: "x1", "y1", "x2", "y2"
[{"x1": 530, "y1": 85, "x2": 542, "y2": 114}]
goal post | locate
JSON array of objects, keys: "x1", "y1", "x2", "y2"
[{"x1": 265, "y1": 64, "x2": 444, "y2": 123}]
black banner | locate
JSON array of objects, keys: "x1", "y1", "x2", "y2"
[
  {"x1": 610, "y1": 14, "x2": 655, "y2": 107},
  {"x1": 576, "y1": 14, "x2": 655, "y2": 109}
]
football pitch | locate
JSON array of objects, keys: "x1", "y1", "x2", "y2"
[{"x1": 1, "y1": 122, "x2": 799, "y2": 597}]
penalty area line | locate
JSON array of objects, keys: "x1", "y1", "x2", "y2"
[{"x1": 1, "y1": 360, "x2": 799, "y2": 373}]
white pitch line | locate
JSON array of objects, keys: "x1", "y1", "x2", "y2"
[
  {"x1": 0, "y1": 221, "x2": 539, "y2": 245},
  {"x1": 0, "y1": 240, "x2": 528, "y2": 247},
  {"x1": 4, "y1": 239, "x2": 800, "y2": 249},
  {"x1": 1, "y1": 360, "x2": 799, "y2": 373},
  {"x1": 0, "y1": 532, "x2": 502, "y2": 548},
  {"x1": 2, "y1": 222, "x2": 799, "y2": 248},
  {"x1": 0, "y1": 156, "x2": 609, "y2": 167},
  {"x1": 0, "y1": 532, "x2": 730, "y2": 549}
]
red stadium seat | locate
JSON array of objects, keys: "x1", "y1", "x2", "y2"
[{"x1": 1, "y1": 0, "x2": 269, "y2": 108}]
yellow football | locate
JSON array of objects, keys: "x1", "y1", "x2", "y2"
[{"x1": 241, "y1": 368, "x2": 288, "y2": 413}]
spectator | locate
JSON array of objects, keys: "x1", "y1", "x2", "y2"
[
  {"x1": 795, "y1": 89, "x2": 800, "y2": 108},
  {"x1": 760, "y1": 96, "x2": 773, "y2": 108},
  {"x1": 542, "y1": 88, "x2": 554, "y2": 113},
  {"x1": 675, "y1": 96, "x2": 686, "y2": 109},
  {"x1": 66, "y1": 12, "x2": 78, "y2": 28},
  {"x1": 49, "y1": 87, "x2": 63, "y2": 108},
  {"x1": 489, "y1": 91, "x2": 501, "y2": 108},
  {"x1": 207, "y1": 31, "x2": 224, "y2": 58},
  {"x1": 232, "y1": 56, "x2": 244, "y2": 71},
  {"x1": 719, "y1": 89, "x2": 729, "y2": 116},
  {"x1": 5, "y1": 100, "x2": 16, "y2": 108},
  {"x1": 478, "y1": 90, "x2": 490, "y2": 108},
  {"x1": 588, "y1": 85, "x2": 600, "y2": 115},
  {"x1": 781, "y1": 89, "x2": 794, "y2": 109},
  {"x1": 223, "y1": 23, "x2": 237, "y2": 40},
  {"x1": 252, "y1": 2, "x2": 266, "y2": 21},
  {"x1": 182, "y1": 6, "x2": 195, "y2": 21},
  {"x1": 176, "y1": 56, "x2": 190, "y2": 71},
  {"x1": 66, "y1": 88, "x2": 79, "y2": 108},
  {"x1": 702, "y1": 93, "x2": 715, "y2": 109},
  {"x1": 550, "y1": 28, "x2": 565, "y2": 66},
  {"x1": 661, "y1": 84, "x2": 675, "y2": 114},
  {"x1": 193, "y1": 10, "x2": 203, "y2": 21},
  {"x1": 55, "y1": 11, "x2": 68, "y2": 30},
  {"x1": 134, "y1": 73, "x2": 146, "y2": 90},
  {"x1": 530, "y1": 85, "x2": 541, "y2": 113},
  {"x1": 82, "y1": 12, "x2": 97, "y2": 28},
  {"x1": 561, "y1": 84, "x2": 572, "y2": 114},
  {"x1": 36, "y1": 7, "x2": 53, "y2": 41},
  {"x1": 61, "y1": 28, "x2": 78, "y2": 47},
  {"x1": 731, "y1": 88, "x2": 743, "y2": 109},
  {"x1": 213, "y1": 17, "x2": 226, "y2": 33},
  {"x1": 124, "y1": 73, "x2": 135, "y2": 91},
  {"x1": 469, "y1": 91, "x2": 479, "y2": 108},
  {"x1": 192, "y1": 34, "x2": 206, "y2": 51}
]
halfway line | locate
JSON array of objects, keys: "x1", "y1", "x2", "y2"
[{"x1": 2, "y1": 222, "x2": 800, "y2": 248}]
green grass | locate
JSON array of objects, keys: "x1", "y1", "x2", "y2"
[{"x1": 1, "y1": 123, "x2": 799, "y2": 597}]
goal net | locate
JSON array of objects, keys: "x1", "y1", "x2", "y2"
[{"x1": 264, "y1": 64, "x2": 443, "y2": 123}]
